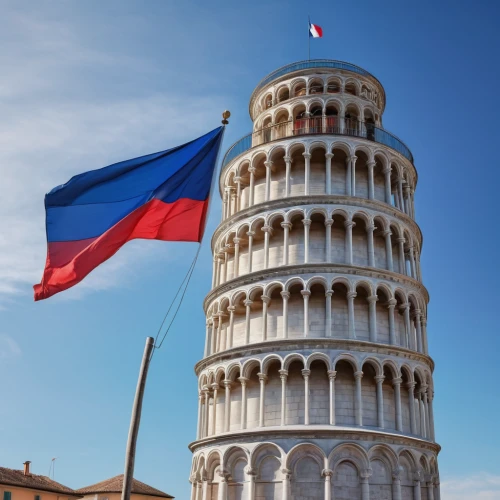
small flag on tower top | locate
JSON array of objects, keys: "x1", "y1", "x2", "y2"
[{"x1": 309, "y1": 22, "x2": 323, "y2": 38}]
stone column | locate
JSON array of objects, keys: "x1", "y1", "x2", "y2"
[
  {"x1": 302, "y1": 369, "x2": 311, "y2": 425},
  {"x1": 347, "y1": 291, "x2": 357, "y2": 339},
  {"x1": 322, "y1": 469, "x2": 333, "y2": 500},
  {"x1": 264, "y1": 160, "x2": 273, "y2": 201},
  {"x1": 279, "y1": 369, "x2": 288, "y2": 426},
  {"x1": 262, "y1": 225, "x2": 273, "y2": 269},
  {"x1": 201, "y1": 476, "x2": 208, "y2": 500},
  {"x1": 216, "y1": 313, "x2": 225, "y2": 352},
  {"x1": 407, "y1": 382, "x2": 417, "y2": 434},
  {"x1": 216, "y1": 255, "x2": 223, "y2": 286},
  {"x1": 210, "y1": 317, "x2": 218, "y2": 355},
  {"x1": 368, "y1": 295, "x2": 378, "y2": 342},
  {"x1": 244, "y1": 299, "x2": 253, "y2": 345},
  {"x1": 221, "y1": 248, "x2": 228, "y2": 283},
  {"x1": 217, "y1": 470, "x2": 229, "y2": 500},
  {"x1": 284, "y1": 156, "x2": 292, "y2": 197},
  {"x1": 360, "y1": 469, "x2": 372, "y2": 500},
  {"x1": 344, "y1": 220, "x2": 355, "y2": 265},
  {"x1": 281, "y1": 291, "x2": 290, "y2": 338},
  {"x1": 302, "y1": 290, "x2": 311, "y2": 337},
  {"x1": 325, "y1": 290, "x2": 333, "y2": 337},
  {"x1": 227, "y1": 306, "x2": 235, "y2": 349},
  {"x1": 409, "y1": 246, "x2": 417, "y2": 278},
  {"x1": 393, "y1": 377, "x2": 403, "y2": 432},
  {"x1": 303, "y1": 152, "x2": 311, "y2": 195},
  {"x1": 246, "y1": 231, "x2": 255, "y2": 273},
  {"x1": 367, "y1": 224, "x2": 376, "y2": 267},
  {"x1": 233, "y1": 238, "x2": 241, "y2": 278},
  {"x1": 281, "y1": 469, "x2": 291, "y2": 500},
  {"x1": 325, "y1": 218, "x2": 333, "y2": 262},
  {"x1": 303, "y1": 218, "x2": 311, "y2": 263},
  {"x1": 222, "y1": 190, "x2": 228, "y2": 221},
  {"x1": 245, "y1": 467, "x2": 256, "y2": 500},
  {"x1": 392, "y1": 469, "x2": 402, "y2": 500},
  {"x1": 428, "y1": 390, "x2": 436, "y2": 440},
  {"x1": 223, "y1": 380, "x2": 232, "y2": 432},
  {"x1": 414, "y1": 309, "x2": 423, "y2": 353},
  {"x1": 387, "y1": 299, "x2": 397, "y2": 345},
  {"x1": 203, "y1": 388, "x2": 210, "y2": 437},
  {"x1": 261, "y1": 295, "x2": 271, "y2": 341},
  {"x1": 367, "y1": 160, "x2": 376, "y2": 200},
  {"x1": 234, "y1": 176, "x2": 242, "y2": 212},
  {"x1": 204, "y1": 320, "x2": 212, "y2": 358},
  {"x1": 413, "y1": 476, "x2": 422, "y2": 500},
  {"x1": 211, "y1": 383, "x2": 219, "y2": 436},
  {"x1": 350, "y1": 155, "x2": 358, "y2": 196},
  {"x1": 281, "y1": 222, "x2": 292, "y2": 265},
  {"x1": 421, "y1": 317, "x2": 429, "y2": 355},
  {"x1": 258, "y1": 372, "x2": 268, "y2": 427},
  {"x1": 325, "y1": 153, "x2": 334, "y2": 195},
  {"x1": 427, "y1": 477, "x2": 435, "y2": 500},
  {"x1": 238, "y1": 377, "x2": 248, "y2": 429},
  {"x1": 197, "y1": 392, "x2": 203, "y2": 439},
  {"x1": 228, "y1": 187, "x2": 235, "y2": 218},
  {"x1": 421, "y1": 384, "x2": 429, "y2": 438},
  {"x1": 375, "y1": 375, "x2": 385, "y2": 428},
  {"x1": 397, "y1": 237, "x2": 406, "y2": 274},
  {"x1": 328, "y1": 370, "x2": 337, "y2": 425},
  {"x1": 248, "y1": 166, "x2": 256, "y2": 206},
  {"x1": 403, "y1": 184, "x2": 411, "y2": 215},
  {"x1": 354, "y1": 370, "x2": 363, "y2": 426},
  {"x1": 383, "y1": 230, "x2": 394, "y2": 271},
  {"x1": 212, "y1": 257, "x2": 217, "y2": 289},
  {"x1": 383, "y1": 167, "x2": 392, "y2": 204},
  {"x1": 400, "y1": 303, "x2": 411, "y2": 349},
  {"x1": 346, "y1": 156, "x2": 352, "y2": 195},
  {"x1": 398, "y1": 177, "x2": 404, "y2": 212}
]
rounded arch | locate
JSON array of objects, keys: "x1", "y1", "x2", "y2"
[
  {"x1": 361, "y1": 356, "x2": 383, "y2": 377},
  {"x1": 286, "y1": 442, "x2": 327, "y2": 470},
  {"x1": 283, "y1": 352, "x2": 306, "y2": 370},
  {"x1": 241, "y1": 358, "x2": 262, "y2": 378},
  {"x1": 250, "y1": 442, "x2": 285, "y2": 468},
  {"x1": 261, "y1": 354, "x2": 283, "y2": 375},
  {"x1": 329, "y1": 442, "x2": 370, "y2": 472},
  {"x1": 305, "y1": 352, "x2": 331, "y2": 370},
  {"x1": 332, "y1": 353, "x2": 359, "y2": 372}
]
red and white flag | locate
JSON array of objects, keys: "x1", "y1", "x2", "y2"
[{"x1": 309, "y1": 22, "x2": 323, "y2": 38}]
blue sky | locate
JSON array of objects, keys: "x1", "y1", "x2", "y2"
[{"x1": 1, "y1": 0, "x2": 499, "y2": 498}]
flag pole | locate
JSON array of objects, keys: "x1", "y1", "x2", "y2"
[
  {"x1": 308, "y1": 16, "x2": 310, "y2": 60},
  {"x1": 121, "y1": 337, "x2": 155, "y2": 500}
]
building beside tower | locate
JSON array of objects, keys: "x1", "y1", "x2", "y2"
[{"x1": 189, "y1": 60, "x2": 440, "y2": 500}]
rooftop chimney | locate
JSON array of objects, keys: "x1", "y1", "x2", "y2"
[{"x1": 23, "y1": 461, "x2": 31, "y2": 476}]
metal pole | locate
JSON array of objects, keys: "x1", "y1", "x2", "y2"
[{"x1": 121, "y1": 337, "x2": 155, "y2": 500}]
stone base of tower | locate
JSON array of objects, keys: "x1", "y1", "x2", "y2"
[{"x1": 189, "y1": 430, "x2": 440, "y2": 500}]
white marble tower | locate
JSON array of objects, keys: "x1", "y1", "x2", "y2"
[{"x1": 189, "y1": 60, "x2": 440, "y2": 500}]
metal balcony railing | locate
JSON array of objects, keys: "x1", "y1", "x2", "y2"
[{"x1": 222, "y1": 117, "x2": 414, "y2": 168}]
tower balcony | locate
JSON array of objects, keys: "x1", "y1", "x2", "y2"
[{"x1": 222, "y1": 117, "x2": 414, "y2": 169}]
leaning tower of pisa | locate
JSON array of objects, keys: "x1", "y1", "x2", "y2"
[{"x1": 189, "y1": 60, "x2": 440, "y2": 500}]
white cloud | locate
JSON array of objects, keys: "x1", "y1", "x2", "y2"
[
  {"x1": 440, "y1": 473, "x2": 500, "y2": 499},
  {"x1": 0, "y1": 335, "x2": 22, "y2": 359},
  {"x1": 0, "y1": 8, "x2": 227, "y2": 305}
]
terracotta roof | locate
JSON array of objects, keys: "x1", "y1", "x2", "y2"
[
  {"x1": 76, "y1": 475, "x2": 173, "y2": 499},
  {"x1": 0, "y1": 467, "x2": 79, "y2": 496}
]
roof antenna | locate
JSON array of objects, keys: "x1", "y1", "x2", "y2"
[{"x1": 48, "y1": 458, "x2": 58, "y2": 480}]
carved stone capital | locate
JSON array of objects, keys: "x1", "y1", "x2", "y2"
[
  {"x1": 227, "y1": 305, "x2": 236, "y2": 313},
  {"x1": 261, "y1": 295, "x2": 271, "y2": 305},
  {"x1": 302, "y1": 152, "x2": 312, "y2": 159},
  {"x1": 344, "y1": 220, "x2": 355, "y2": 229},
  {"x1": 301, "y1": 369, "x2": 311, "y2": 378},
  {"x1": 281, "y1": 221, "x2": 293, "y2": 230},
  {"x1": 223, "y1": 379, "x2": 232, "y2": 389},
  {"x1": 257, "y1": 372, "x2": 268, "y2": 383},
  {"x1": 387, "y1": 298, "x2": 398, "y2": 307},
  {"x1": 244, "y1": 299, "x2": 253, "y2": 307},
  {"x1": 264, "y1": 160, "x2": 274, "y2": 168},
  {"x1": 322, "y1": 468, "x2": 334, "y2": 478},
  {"x1": 302, "y1": 218, "x2": 312, "y2": 227},
  {"x1": 360, "y1": 468, "x2": 373, "y2": 480},
  {"x1": 280, "y1": 291, "x2": 291, "y2": 299},
  {"x1": 237, "y1": 376, "x2": 249, "y2": 386},
  {"x1": 233, "y1": 237, "x2": 241, "y2": 245},
  {"x1": 301, "y1": 290, "x2": 311, "y2": 298},
  {"x1": 325, "y1": 153, "x2": 334, "y2": 159},
  {"x1": 367, "y1": 295, "x2": 379, "y2": 304},
  {"x1": 279, "y1": 369, "x2": 289, "y2": 379},
  {"x1": 354, "y1": 370, "x2": 364, "y2": 380},
  {"x1": 261, "y1": 225, "x2": 273, "y2": 234},
  {"x1": 283, "y1": 156, "x2": 292, "y2": 163},
  {"x1": 347, "y1": 291, "x2": 357, "y2": 300},
  {"x1": 392, "y1": 377, "x2": 403, "y2": 386},
  {"x1": 325, "y1": 289, "x2": 334, "y2": 297},
  {"x1": 246, "y1": 230, "x2": 255, "y2": 237},
  {"x1": 327, "y1": 370, "x2": 337, "y2": 380},
  {"x1": 324, "y1": 218, "x2": 334, "y2": 227},
  {"x1": 374, "y1": 375, "x2": 385, "y2": 384}
]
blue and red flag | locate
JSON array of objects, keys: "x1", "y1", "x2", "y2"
[{"x1": 34, "y1": 126, "x2": 224, "y2": 301}]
